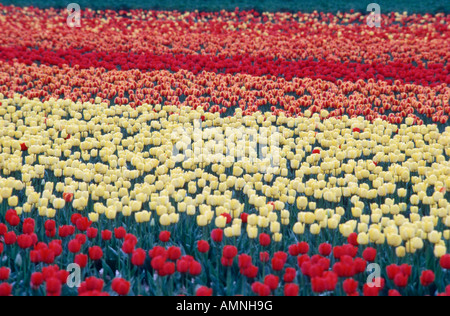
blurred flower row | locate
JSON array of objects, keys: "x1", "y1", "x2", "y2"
[{"x1": 0, "y1": 5, "x2": 448, "y2": 79}]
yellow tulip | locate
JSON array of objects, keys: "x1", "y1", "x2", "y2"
[
  {"x1": 197, "y1": 215, "x2": 208, "y2": 227},
  {"x1": 46, "y1": 208, "x2": 56, "y2": 218},
  {"x1": 88, "y1": 212, "x2": 99, "y2": 222},
  {"x1": 215, "y1": 216, "x2": 227, "y2": 228},
  {"x1": 310, "y1": 224, "x2": 320, "y2": 235},
  {"x1": 339, "y1": 224, "x2": 353, "y2": 237},
  {"x1": 224, "y1": 227, "x2": 233, "y2": 238},
  {"x1": 293, "y1": 222, "x2": 305, "y2": 235},
  {"x1": 428, "y1": 231, "x2": 442, "y2": 244},
  {"x1": 386, "y1": 234, "x2": 402, "y2": 247},
  {"x1": 247, "y1": 225, "x2": 258, "y2": 239},
  {"x1": 444, "y1": 230, "x2": 450, "y2": 240},
  {"x1": 396, "y1": 246, "x2": 406, "y2": 258},
  {"x1": 273, "y1": 233, "x2": 282, "y2": 242},
  {"x1": 105, "y1": 209, "x2": 117, "y2": 220},
  {"x1": 411, "y1": 237, "x2": 424, "y2": 250},
  {"x1": 270, "y1": 221, "x2": 280, "y2": 233},
  {"x1": 159, "y1": 214, "x2": 171, "y2": 226},
  {"x1": 232, "y1": 224, "x2": 241, "y2": 236},
  {"x1": 53, "y1": 198, "x2": 65, "y2": 210},
  {"x1": 434, "y1": 245, "x2": 446, "y2": 258},
  {"x1": 8, "y1": 196, "x2": 18, "y2": 207}
]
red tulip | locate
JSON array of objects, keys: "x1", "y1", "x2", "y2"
[
  {"x1": 257, "y1": 284, "x2": 271, "y2": 296},
  {"x1": 68, "y1": 239, "x2": 82, "y2": 254},
  {"x1": 264, "y1": 274, "x2": 279, "y2": 291},
  {"x1": 74, "y1": 254, "x2": 88, "y2": 268},
  {"x1": 238, "y1": 254, "x2": 252, "y2": 269},
  {"x1": 88, "y1": 246, "x2": 103, "y2": 261},
  {"x1": 6, "y1": 214, "x2": 20, "y2": 227},
  {"x1": 420, "y1": 270, "x2": 435, "y2": 287},
  {"x1": 196, "y1": 286, "x2": 212, "y2": 296},
  {"x1": 76, "y1": 218, "x2": 92, "y2": 232},
  {"x1": 86, "y1": 227, "x2": 97, "y2": 239},
  {"x1": 393, "y1": 273, "x2": 409, "y2": 288},
  {"x1": 31, "y1": 272, "x2": 44, "y2": 289},
  {"x1": 112, "y1": 278, "x2": 130, "y2": 296},
  {"x1": 242, "y1": 265, "x2": 259, "y2": 279},
  {"x1": 211, "y1": 228, "x2": 223, "y2": 242},
  {"x1": 161, "y1": 262, "x2": 176, "y2": 276},
  {"x1": 63, "y1": 192, "x2": 74, "y2": 203},
  {"x1": 388, "y1": 290, "x2": 402, "y2": 296},
  {"x1": 222, "y1": 245, "x2": 238, "y2": 259},
  {"x1": 259, "y1": 252, "x2": 270, "y2": 263},
  {"x1": 343, "y1": 278, "x2": 358, "y2": 295},
  {"x1": 363, "y1": 284, "x2": 380, "y2": 297},
  {"x1": 101, "y1": 230, "x2": 112, "y2": 241},
  {"x1": 271, "y1": 257, "x2": 285, "y2": 271},
  {"x1": 318, "y1": 243, "x2": 332, "y2": 256},
  {"x1": 22, "y1": 218, "x2": 35, "y2": 234},
  {"x1": 114, "y1": 227, "x2": 127, "y2": 239},
  {"x1": 4, "y1": 232, "x2": 16, "y2": 245},
  {"x1": 189, "y1": 261, "x2": 202, "y2": 276},
  {"x1": 131, "y1": 248, "x2": 146, "y2": 266},
  {"x1": 159, "y1": 231, "x2": 171, "y2": 242},
  {"x1": 167, "y1": 246, "x2": 181, "y2": 261},
  {"x1": 0, "y1": 224, "x2": 6, "y2": 236},
  {"x1": 284, "y1": 283, "x2": 299, "y2": 296},
  {"x1": 197, "y1": 240, "x2": 210, "y2": 253},
  {"x1": 0, "y1": 283, "x2": 12, "y2": 296},
  {"x1": 149, "y1": 246, "x2": 167, "y2": 259},
  {"x1": 122, "y1": 240, "x2": 135, "y2": 254},
  {"x1": 259, "y1": 233, "x2": 271, "y2": 247},
  {"x1": 283, "y1": 268, "x2": 297, "y2": 283},
  {"x1": 0, "y1": 268, "x2": 10, "y2": 281},
  {"x1": 347, "y1": 233, "x2": 358, "y2": 246},
  {"x1": 440, "y1": 254, "x2": 450, "y2": 270},
  {"x1": 176, "y1": 259, "x2": 190, "y2": 274},
  {"x1": 297, "y1": 242, "x2": 310, "y2": 255},
  {"x1": 44, "y1": 220, "x2": 56, "y2": 231},
  {"x1": 362, "y1": 247, "x2": 377, "y2": 262},
  {"x1": 46, "y1": 277, "x2": 62, "y2": 296},
  {"x1": 75, "y1": 234, "x2": 87, "y2": 245}
]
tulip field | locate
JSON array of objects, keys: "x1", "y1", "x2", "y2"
[{"x1": 0, "y1": 3, "x2": 449, "y2": 297}]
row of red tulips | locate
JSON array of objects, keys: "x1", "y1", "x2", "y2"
[
  {"x1": 0, "y1": 5, "x2": 448, "y2": 68},
  {"x1": 2, "y1": 208, "x2": 450, "y2": 296},
  {"x1": 0, "y1": 62, "x2": 448, "y2": 125}
]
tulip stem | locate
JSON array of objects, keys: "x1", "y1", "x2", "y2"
[{"x1": 226, "y1": 266, "x2": 232, "y2": 296}]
